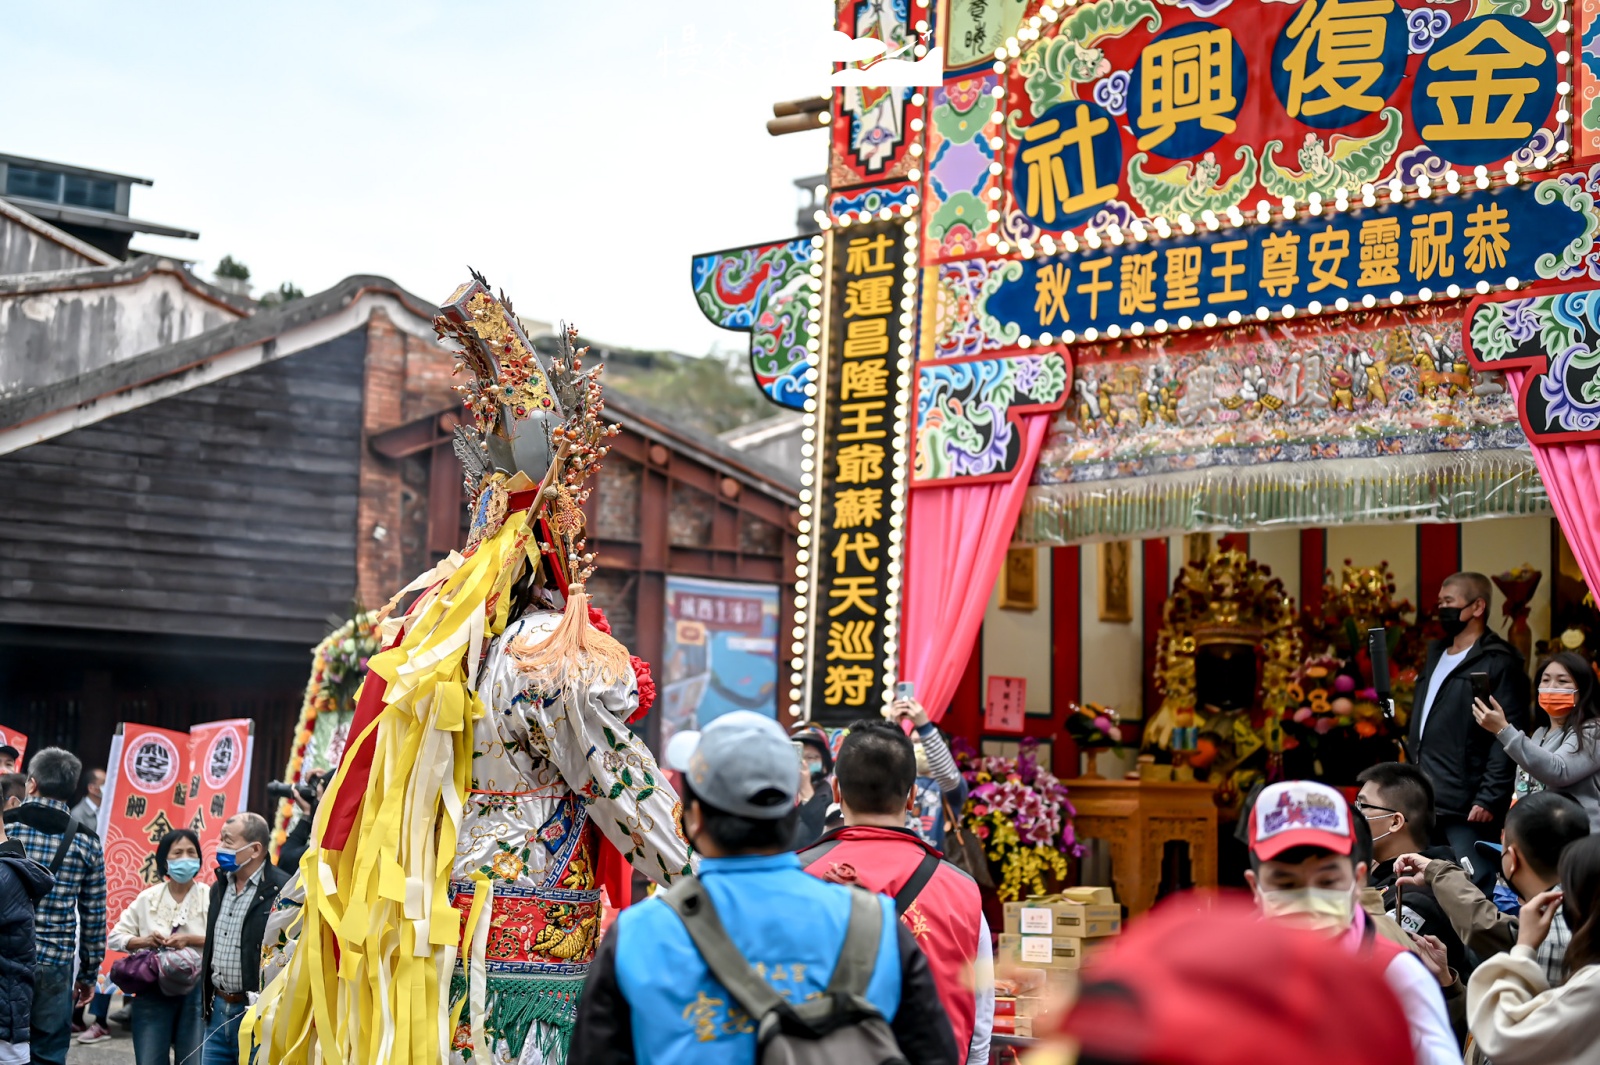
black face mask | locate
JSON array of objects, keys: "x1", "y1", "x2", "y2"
[{"x1": 1438, "y1": 606, "x2": 1470, "y2": 638}]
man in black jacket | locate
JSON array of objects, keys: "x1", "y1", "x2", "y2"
[
  {"x1": 200, "y1": 812, "x2": 289, "y2": 1065},
  {"x1": 1407, "y1": 572, "x2": 1528, "y2": 891}
]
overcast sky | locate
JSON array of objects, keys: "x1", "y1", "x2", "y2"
[{"x1": 9, "y1": 1, "x2": 835, "y2": 355}]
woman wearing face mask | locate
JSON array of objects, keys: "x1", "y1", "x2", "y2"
[
  {"x1": 1467, "y1": 834, "x2": 1600, "y2": 1064},
  {"x1": 790, "y1": 723, "x2": 835, "y2": 847},
  {"x1": 106, "y1": 829, "x2": 208, "y2": 1065},
  {"x1": 1475, "y1": 651, "x2": 1600, "y2": 832}
]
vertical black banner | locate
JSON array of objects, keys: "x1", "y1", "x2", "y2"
[{"x1": 809, "y1": 218, "x2": 910, "y2": 725}]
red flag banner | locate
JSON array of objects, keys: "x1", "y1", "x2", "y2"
[
  {"x1": 99, "y1": 724, "x2": 190, "y2": 950},
  {"x1": 186, "y1": 719, "x2": 253, "y2": 869},
  {"x1": 0, "y1": 724, "x2": 27, "y2": 763}
]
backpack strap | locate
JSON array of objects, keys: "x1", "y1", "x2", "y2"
[
  {"x1": 661, "y1": 876, "x2": 788, "y2": 1024},
  {"x1": 823, "y1": 886, "x2": 884, "y2": 997},
  {"x1": 796, "y1": 838, "x2": 842, "y2": 867},
  {"x1": 48, "y1": 823, "x2": 82, "y2": 875},
  {"x1": 892, "y1": 852, "x2": 940, "y2": 917}
]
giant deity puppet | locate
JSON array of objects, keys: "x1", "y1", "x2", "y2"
[{"x1": 248, "y1": 278, "x2": 692, "y2": 1065}]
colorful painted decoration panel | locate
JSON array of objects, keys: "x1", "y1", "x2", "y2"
[
  {"x1": 955, "y1": 0, "x2": 1573, "y2": 251},
  {"x1": 945, "y1": 0, "x2": 1031, "y2": 71},
  {"x1": 1466, "y1": 283, "x2": 1600, "y2": 443},
  {"x1": 830, "y1": 0, "x2": 934, "y2": 191},
  {"x1": 829, "y1": 180, "x2": 920, "y2": 224},
  {"x1": 690, "y1": 237, "x2": 817, "y2": 410},
  {"x1": 924, "y1": 73, "x2": 1011, "y2": 261},
  {"x1": 913, "y1": 351, "x2": 1072, "y2": 484},
  {"x1": 1580, "y1": 0, "x2": 1600, "y2": 159},
  {"x1": 1032, "y1": 304, "x2": 1522, "y2": 486},
  {"x1": 978, "y1": 178, "x2": 1597, "y2": 343}
]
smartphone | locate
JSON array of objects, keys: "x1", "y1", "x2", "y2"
[
  {"x1": 1470, "y1": 671, "x2": 1493, "y2": 701},
  {"x1": 895, "y1": 681, "x2": 916, "y2": 701}
]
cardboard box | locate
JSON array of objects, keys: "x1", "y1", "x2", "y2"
[
  {"x1": 998, "y1": 933, "x2": 1110, "y2": 970},
  {"x1": 1003, "y1": 896, "x2": 1122, "y2": 939}
]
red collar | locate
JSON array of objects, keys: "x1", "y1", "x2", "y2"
[{"x1": 815, "y1": 824, "x2": 943, "y2": 858}]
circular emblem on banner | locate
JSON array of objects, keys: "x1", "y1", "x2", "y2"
[
  {"x1": 1011, "y1": 100, "x2": 1124, "y2": 231},
  {"x1": 1126, "y1": 21, "x2": 1248, "y2": 158},
  {"x1": 204, "y1": 730, "x2": 240, "y2": 789},
  {"x1": 1270, "y1": 0, "x2": 1408, "y2": 130},
  {"x1": 124, "y1": 734, "x2": 181, "y2": 795},
  {"x1": 1411, "y1": 15, "x2": 1556, "y2": 167}
]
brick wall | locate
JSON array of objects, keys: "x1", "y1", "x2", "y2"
[{"x1": 356, "y1": 308, "x2": 458, "y2": 607}]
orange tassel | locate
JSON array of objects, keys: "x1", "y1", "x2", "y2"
[{"x1": 504, "y1": 584, "x2": 630, "y2": 686}]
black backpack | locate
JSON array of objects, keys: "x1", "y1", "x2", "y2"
[{"x1": 661, "y1": 875, "x2": 909, "y2": 1065}]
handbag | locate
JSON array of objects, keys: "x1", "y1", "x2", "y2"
[
  {"x1": 156, "y1": 946, "x2": 202, "y2": 996},
  {"x1": 109, "y1": 949, "x2": 164, "y2": 996},
  {"x1": 941, "y1": 798, "x2": 995, "y2": 889}
]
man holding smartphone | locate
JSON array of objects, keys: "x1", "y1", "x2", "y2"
[{"x1": 1408, "y1": 572, "x2": 1529, "y2": 892}]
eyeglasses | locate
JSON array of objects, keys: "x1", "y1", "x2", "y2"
[{"x1": 1353, "y1": 800, "x2": 1400, "y2": 818}]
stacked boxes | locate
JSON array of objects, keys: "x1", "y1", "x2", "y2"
[
  {"x1": 998, "y1": 886, "x2": 1121, "y2": 971},
  {"x1": 993, "y1": 887, "x2": 1123, "y2": 1036}
]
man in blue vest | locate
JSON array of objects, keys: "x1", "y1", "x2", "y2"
[{"x1": 571, "y1": 710, "x2": 959, "y2": 1064}]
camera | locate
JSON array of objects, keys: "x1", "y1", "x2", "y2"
[{"x1": 266, "y1": 770, "x2": 325, "y2": 806}]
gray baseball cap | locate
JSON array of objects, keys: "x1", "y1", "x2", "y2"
[{"x1": 665, "y1": 711, "x2": 799, "y2": 820}]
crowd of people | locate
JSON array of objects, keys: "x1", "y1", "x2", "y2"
[
  {"x1": 2, "y1": 570, "x2": 1600, "y2": 1063},
  {"x1": 0, "y1": 746, "x2": 289, "y2": 1065}
]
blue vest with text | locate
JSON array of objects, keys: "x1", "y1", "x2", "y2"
[{"x1": 612, "y1": 852, "x2": 903, "y2": 1064}]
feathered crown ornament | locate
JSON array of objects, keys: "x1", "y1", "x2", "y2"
[
  {"x1": 433, "y1": 273, "x2": 627, "y2": 681},
  {"x1": 434, "y1": 273, "x2": 621, "y2": 593}
]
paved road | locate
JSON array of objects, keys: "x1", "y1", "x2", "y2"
[{"x1": 67, "y1": 1028, "x2": 135, "y2": 1065}]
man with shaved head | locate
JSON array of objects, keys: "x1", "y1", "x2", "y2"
[
  {"x1": 1409, "y1": 571, "x2": 1530, "y2": 892},
  {"x1": 200, "y1": 811, "x2": 288, "y2": 1065}
]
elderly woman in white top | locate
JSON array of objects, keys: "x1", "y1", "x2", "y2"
[
  {"x1": 107, "y1": 828, "x2": 209, "y2": 1065},
  {"x1": 1476, "y1": 650, "x2": 1600, "y2": 832}
]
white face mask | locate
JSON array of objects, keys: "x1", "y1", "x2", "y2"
[{"x1": 1259, "y1": 886, "x2": 1356, "y2": 935}]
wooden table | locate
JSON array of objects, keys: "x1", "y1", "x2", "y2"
[{"x1": 1068, "y1": 779, "x2": 1218, "y2": 915}]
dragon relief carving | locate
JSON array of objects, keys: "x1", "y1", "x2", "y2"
[
  {"x1": 1127, "y1": 146, "x2": 1259, "y2": 219},
  {"x1": 1260, "y1": 107, "x2": 1403, "y2": 199},
  {"x1": 1015, "y1": 0, "x2": 1161, "y2": 112}
]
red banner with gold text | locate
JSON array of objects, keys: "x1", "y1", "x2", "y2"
[{"x1": 97, "y1": 719, "x2": 254, "y2": 978}]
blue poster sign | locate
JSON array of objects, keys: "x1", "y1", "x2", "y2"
[
  {"x1": 658, "y1": 576, "x2": 780, "y2": 749},
  {"x1": 981, "y1": 180, "x2": 1592, "y2": 341}
]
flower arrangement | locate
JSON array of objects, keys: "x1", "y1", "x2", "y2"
[
  {"x1": 1282, "y1": 562, "x2": 1421, "y2": 783},
  {"x1": 1284, "y1": 653, "x2": 1395, "y2": 740},
  {"x1": 954, "y1": 738, "x2": 1082, "y2": 901},
  {"x1": 1062, "y1": 702, "x2": 1125, "y2": 748},
  {"x1": 1299, "y1": 561, "x2": 1422, "y2": 726},
  {"x1": 1493, "y1": 564, "x2": 1543, "y2": 662},
  {"x1": 272, "y1": 611, "x2": 382, "y2": 852}
]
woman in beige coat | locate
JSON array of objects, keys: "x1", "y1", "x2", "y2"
[{"x1": 1468, "y1": 834, "x2": 1600, "y2": 1064}]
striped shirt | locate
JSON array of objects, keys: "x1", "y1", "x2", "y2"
[
  {"x1": 9, "y1": 798, "x2": 107, "y2": 973},
  {"x1": 210, "y1": 865, "x2": 263, "y2": 993}
]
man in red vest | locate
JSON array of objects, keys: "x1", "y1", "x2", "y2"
[{"x1": 800, "y1": 720, "x2": 993, "y2": 1064}]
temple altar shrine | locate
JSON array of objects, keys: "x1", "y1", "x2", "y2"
[{"x1": 692, "y1": 0, "x2": 1600, "y2": 892}]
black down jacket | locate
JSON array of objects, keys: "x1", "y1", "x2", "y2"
[{"x1": 0, "y1": 837, "x2": 56, "y2": 1044}]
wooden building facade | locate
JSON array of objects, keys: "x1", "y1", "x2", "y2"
[{"x1": 0, "y1": 224, "x2": 798, "y2": 807}]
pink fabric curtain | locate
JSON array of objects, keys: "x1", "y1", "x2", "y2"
[
  {"x1": 901, "y1": 414, "x2": 1050, "y2": 723},
  {"x1": 1506, "y1": 369, "x2": 1600, "y2": 592}
]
